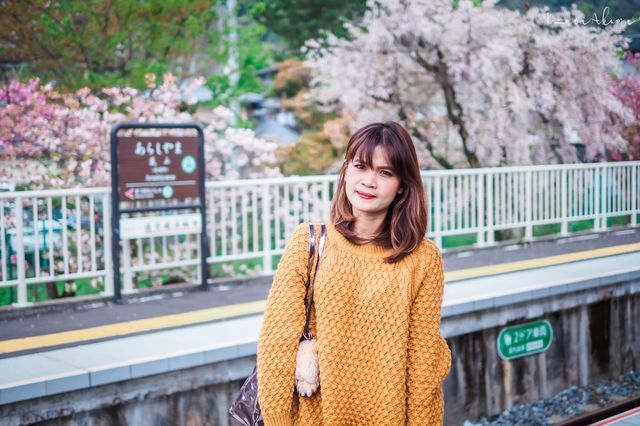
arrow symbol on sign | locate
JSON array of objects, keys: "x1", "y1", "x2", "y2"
[{"x1": 124, "y1": 188, "x2": 135, "y2": 200}]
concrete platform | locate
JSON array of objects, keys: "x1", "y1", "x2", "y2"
[
  {"x1": 0, "y1": 316, "x2": 260, "y2": 405},
  {"x1": 1, "y1": 247, "x2": 639, "y2": 406}
]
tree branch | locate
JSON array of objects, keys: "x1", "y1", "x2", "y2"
[
  {"x1": 394, "y1": 31, "x2": 480, "y2": 168},
  {"x1": 432, "y1": 48, "x2": 480, "y2": 168}
]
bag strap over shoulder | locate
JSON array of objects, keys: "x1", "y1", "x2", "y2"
[
  {"x1": 304, "y1": 224, "x2": 316, "y2": 306},
  {"x1": 302, "y1": 222, "x2": 326, "y2": 340}
]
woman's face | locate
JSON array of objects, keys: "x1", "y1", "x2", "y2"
[{"x1": 344, "y1": 145, "x2": 402, "y2": 218}]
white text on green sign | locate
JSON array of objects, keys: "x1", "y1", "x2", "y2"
[{"x1": 497, "y1": 320, "x2": 553, "y2": 360}]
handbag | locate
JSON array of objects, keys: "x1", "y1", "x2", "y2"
[{"x1": 228, "y1": 223, "x2": 326, "y2": 426}]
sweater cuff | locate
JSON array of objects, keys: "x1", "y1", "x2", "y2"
[{"x1": 263, "y1": 412, "x2": 293, "y2": 426}]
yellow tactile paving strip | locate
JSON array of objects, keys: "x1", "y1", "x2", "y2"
[
  {"x1": 0, "y1": 301, "x2": 266, "y2": 355},
  {"x1": 2, "y1": 242, "x2": 639, "y2": 356},
  {"x1": 444, "y1": 242, "x2": 640, "y2": 281}
]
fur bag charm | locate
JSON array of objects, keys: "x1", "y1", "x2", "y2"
[
  {"x1": 295, "y1": 337, "x2": 320, "y2": 396},
  {"x1": 294, "y1": 223, "x2": 325, "y2": 397}
]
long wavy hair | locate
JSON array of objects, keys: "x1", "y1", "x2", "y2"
[{"x1": 330, "y1": 121, "x2": 428, "y2": 263}]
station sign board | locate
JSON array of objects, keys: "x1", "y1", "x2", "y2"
[
  {"x1": 110, "y1": 122, "x2": 208, "y2": 302},
  {"x1": 117, "y1": 136, "x2": 200, "y2": 201},
  {"x1": 497, "y1": 320, "x2": 553, "y2": 360}
]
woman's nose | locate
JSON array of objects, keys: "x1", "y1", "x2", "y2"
[{"x1": 361, "y1": 171, "x2": 377, "y2": 187}]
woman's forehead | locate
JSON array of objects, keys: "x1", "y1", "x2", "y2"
[{"x1": 353, "y1": 145, "x2": 393, "y2": 167}]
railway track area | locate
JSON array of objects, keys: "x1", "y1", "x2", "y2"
[
  {"x1": 466, "y1": 372, "x2": 640, "y2": 425},
  {"x1": 558, "y1": 395, "x2": 640, "y2": 425}
]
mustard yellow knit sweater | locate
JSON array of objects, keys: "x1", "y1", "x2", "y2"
[{"x1": 256, "y1": 223, "x2": 451, "y2": 425}]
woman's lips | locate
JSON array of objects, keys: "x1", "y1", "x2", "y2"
[{"x1": 355, "y1": 190, "x2": 376, "y2": 200}]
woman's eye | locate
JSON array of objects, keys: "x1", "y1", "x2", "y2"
[
  {"x1": 354, "y1": 164, "x2": 364, "y2": 169},
  {"x1": 381, "y1": 170, "x2": 393, "y2": 177}
]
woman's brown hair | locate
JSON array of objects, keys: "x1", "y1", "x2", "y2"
[{"x1": 330, "y1": 121, "x2": 428, "y2": 263}]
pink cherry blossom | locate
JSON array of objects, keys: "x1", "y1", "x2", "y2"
[
  {"x1": 0, "y1": 76, "x2": 281, "y2": 189},
  {"x1": 609, "y1": 52, "x2": 640, "y2": 160}
]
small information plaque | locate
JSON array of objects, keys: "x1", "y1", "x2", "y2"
[
  {"x1": 497, "y1": 320, "x2": 553, "y2": 360},
  {"x1": 119, "y1": 213, "x2": 202, "y2": 239}
]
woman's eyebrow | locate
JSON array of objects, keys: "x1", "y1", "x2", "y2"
[
  {"x1": 360, "y1": 164, "x2": 394, "y2": 171},
  {"x1": 373, "y1": 163, "x2": 394, "y2": 171},
  {"x1": 353, "y1": 158, "x2": 394, "y2": 171}
]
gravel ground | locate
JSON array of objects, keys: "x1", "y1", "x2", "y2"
[{"x1": 464, "y1": 371, "x2": 640, "y2": 426}]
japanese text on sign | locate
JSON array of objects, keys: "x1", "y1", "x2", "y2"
[
  {"x1": 497, "y1": 320, "x2": 553, "y2": 360},
  {"x1": 117, "y1": 136, "x2": 200, "y2": 202}
]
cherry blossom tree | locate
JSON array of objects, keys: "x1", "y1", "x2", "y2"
[
  {"x1": 0, "y1": 79, "x2": 111, "y2": 187},
  {"x1": 0, "y1": 74, "x2": 281, "y2": 189},
  {"x1": 305, "y1": 0, "x2": 635, "y2": 168},
  {"x1": 609, "y1": 52, "x2": 640, "y2": 160}
]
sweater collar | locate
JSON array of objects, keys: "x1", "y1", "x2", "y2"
[{"x1": 326, "y1": 222, "x2": 395, "y2": 259}]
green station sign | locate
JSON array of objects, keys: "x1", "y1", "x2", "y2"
[{"x1": 497, "y1": 320, "x2": 553, "y2": 360}]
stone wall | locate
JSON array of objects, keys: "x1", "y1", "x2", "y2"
[
  {"x1": 443, "y1": 278, "x2": 640, "y2": 424},
  {"x1": 0, "y1": 358, "x2": 252, "y2": 426}
]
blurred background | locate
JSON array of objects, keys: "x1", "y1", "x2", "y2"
[{"x1": 1, "y1": 1, "x2": 640, "y2": 425}]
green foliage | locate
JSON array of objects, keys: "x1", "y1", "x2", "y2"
[
  {"x1": 207, "y1": 19, "x2": 275, "y2": 106},
  {"x1": 246, "y1": 0, "x2": 368, "y2": 52},
  {"x1": 281, "y1": 131, "x2": 339, "y2": 176},
  {"x1": 0, "y1": 0, "x2": 220, "y2": 89}
]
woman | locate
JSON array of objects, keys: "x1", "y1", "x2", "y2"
[{"x1": 256, "y1": 121, "x2": 451, "y2": 425}]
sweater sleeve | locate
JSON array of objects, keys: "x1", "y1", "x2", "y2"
[
  {"x1": 406, "y1": 243, "x2": 452, "y2": 426},
  {"x1": 257, "y1": 223, "x2": 310, "y2": 426}
]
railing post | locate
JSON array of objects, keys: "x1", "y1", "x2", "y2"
[
  {"x1": 560, "y1": 169, "x2": 568, "y2": 236},
  {"x1": 525, "y1": 170, "x2": 533, "y2": 241},
  {"x1": 594, "y1": 167, "x2": 601, "y2": 232},
  {"x1": 476, "y1": 173, "x2": 485, "y2": 246},
  {"x1": 262, "y1": 184, "x2": 272, "y2": 274},
  {"x1": 600, "y1": 166, "x2": 608, "y2": 231},
  {"x1": 121, "y1": 240, "x2": 135, "y2": 294},
  {"x1": 486, "y1": 172, "x2": 495, "y2": 245},
  {"x1": 102, "y1": 192, "x2": 114, "y2": 296},
  {"x1": 433, "y1": 176, "x2": 442, "y2": 248},
  {"x1": 13, "y1": 197, "x2": 30, "y2": 307},
  {"x1": 322, "y1": 179, "x2": 330, "y2": 221},
  {"x1": 631, "y1": 165, "x2": 637, "y2": 227}
]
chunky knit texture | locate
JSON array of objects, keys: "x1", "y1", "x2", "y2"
[{"x1": 256, "y1": 222, "x2": 451, "y2": 426}]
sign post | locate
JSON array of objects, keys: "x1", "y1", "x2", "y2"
[
  {"x1": 110, "y1": 122, "x2": 208, "y2": 303},
  {"x1": 497, "y1": 320, "x2": 553, "y2": 360}
]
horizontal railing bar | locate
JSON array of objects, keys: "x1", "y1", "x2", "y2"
[
  {"x1": 0, "y1": 271, "x2": 107, "y2": 288},
  {"x1": 0, "y1": 187, "x2": 109, "y2": 199},
  {"x1": 129, "y1": 259, "x2": 200, "y2": 273}
]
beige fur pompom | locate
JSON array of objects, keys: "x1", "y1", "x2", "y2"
[{"x1": 295, "y1": 338, "x2": 320, "y2": 396}]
